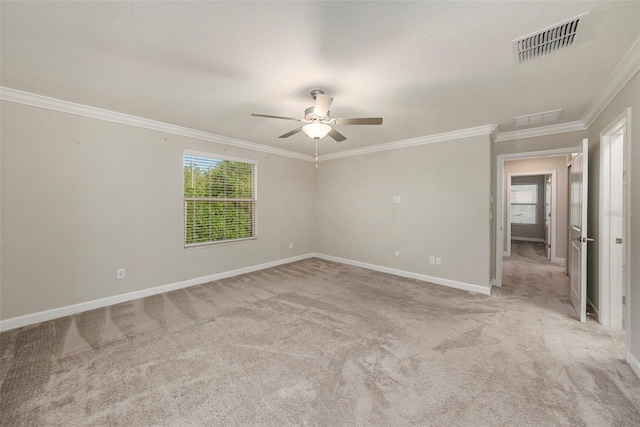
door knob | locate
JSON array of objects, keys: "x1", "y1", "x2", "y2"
[{"x1": 572, "y1": 237, "x2": 595, "y2": 243}]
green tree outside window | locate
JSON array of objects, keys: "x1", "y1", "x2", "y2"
[{"x1": 184, "y1": 153, "x2": 256, "y2": 246}]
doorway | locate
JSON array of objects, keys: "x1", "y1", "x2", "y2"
[
  {"x1": 599, "y1": 109, "x2": 631, "y2": 332},
  {"x1": 496, "y1": 148, "x2": 578, "y2": 288},
  {"x1": 505, "y1": 171, "x2": 557, "y2": 261}
]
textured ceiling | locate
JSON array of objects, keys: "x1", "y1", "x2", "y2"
[{"x1": 1, "y1": 1, "x2": 639, "y2": 155}]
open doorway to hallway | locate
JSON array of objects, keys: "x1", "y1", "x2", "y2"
[
  {"x1": 495, "y1": 147, "x2": 583, "y2": 320},
  {"x1": 503, "y1": 156, "x2": 569, "y2": 267},
  {"x1": 507, "y1": 174, "x2": 555, "y2": 260}
]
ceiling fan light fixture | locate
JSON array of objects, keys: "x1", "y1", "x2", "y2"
[{"x1": 302, "y1": 123, "x2": 331, "y2": 140}]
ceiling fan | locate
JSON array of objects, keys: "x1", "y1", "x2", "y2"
[{"x1": 251, "y1": 89, "x2": 383, "y2": 142}]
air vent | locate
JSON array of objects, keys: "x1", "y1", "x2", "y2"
[
  {"x1": 514, "y1": 109, "x2": 563, "y2": 127},
  {"x1": 513, "y1": 12, "x2": 589, "y2": 62}
]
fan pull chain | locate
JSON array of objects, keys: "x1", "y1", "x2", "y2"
[{"x1": 315, "y1": 138, "x2": 319, "y2": 169}]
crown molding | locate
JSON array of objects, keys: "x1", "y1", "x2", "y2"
[
  {"x1": 490, "y1": 125, "x2": 501, "y2": 142},
  {"x1": 582, "y1": 35, "x2": 640, "y2": 129},
  {"x1": 319, "y1": 124, "x2": 497, "y2": 161},
  {"x1": 0, "y1": 87, "x2": 314, "y2": 162},
  {"x1": 494, "y1": 120, "x2": 586, "y2": 143}
]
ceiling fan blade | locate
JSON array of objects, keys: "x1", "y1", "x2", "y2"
[
  {"x1": 313, "y1": 94, "x2": 333, "y2": 117},
  {"x1": 252, "y1": 113, "x2": 300, "y2": 121},
  {"x1": 327, "y1": 128, "x2": 346, "y2": 142},
  {"x1": 333, "y1": 117, "x2": 383, "y2": 125},
  {"x1": 278, "y1": 127, "x2": 303, "y2": 138}
]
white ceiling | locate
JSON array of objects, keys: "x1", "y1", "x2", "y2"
[{"x1": 2, "y1": 1, "x2": 639, "y2": 155}]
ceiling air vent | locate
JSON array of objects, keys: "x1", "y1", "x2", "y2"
[
  {"x1": 514, "y1": 109, "x2": 562, "y2": 127},
  {"x1": 513, "y1": 12, "x2": 589, "y2": 62}
]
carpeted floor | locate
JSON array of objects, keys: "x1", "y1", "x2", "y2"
[{"x1": 1, "y1": 247, "x2": 639, "y2": 426}]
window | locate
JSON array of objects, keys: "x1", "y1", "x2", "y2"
[
  {"x1": 510, "y1": 183, "x2": 538, "y2": 225},
  {"x1": 183, "y1": 150, "x2": 257, "y2": 247}
]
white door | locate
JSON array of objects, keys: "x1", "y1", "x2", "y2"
[
  {"x1": 569, "y1": 139, "x2": 591, "y2": 322},
  {"x1": 545, "y1": 175, "x2": 552, "y2": 260},
  {"x1": 610, "y1": 131, "x2": 625, "y2": 329}
]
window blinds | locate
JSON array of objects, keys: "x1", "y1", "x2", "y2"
[{"x1": 183, "y1": 151, "x2": 257, "y2": 246}]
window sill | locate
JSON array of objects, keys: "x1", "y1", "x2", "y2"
[{"x1": 184, "y1": 237, "x2": 257, "y2": 250}]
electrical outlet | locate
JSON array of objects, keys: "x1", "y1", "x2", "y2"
[
  {"x1": 289, "y1": 241, "x2": 293, "y2": 249},
  {"x1": 429, "y1": 256, "x2": 435, "y2": 265},
  {"x1": 395, "y1": 251, "x2": 400, "y2": 257},
  {"x1": 116, "y1": 268, "x2": 125, "y2": 279},
  {"x1": 435, "y1": 257, "x2": 442, "y2": 265},
  {"x1": 393, "y1": 196, "x2": 401, "y2": 204}
]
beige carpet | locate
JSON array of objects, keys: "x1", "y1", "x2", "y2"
[{"x1": 1, "y1": 248, "x2": 639, "y2": 426}]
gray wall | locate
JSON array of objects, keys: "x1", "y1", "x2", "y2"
[
  {"x1": 314, "y1": 135, "x2": 492, "y2": 289},
  {"x1": 586, "y1": 71, "x2": 640, "y2": 363},
  {"x1": 510, "y1": 175, "x2": 546, "y2": 241},
  {"x1": 0, "y1": 101, "x2": 315, "y2": 319},
  {"x1": 504, "y1": 156, "x2": 569, "y2": 260}
]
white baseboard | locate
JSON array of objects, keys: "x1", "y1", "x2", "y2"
[
  {"x1": 511, "y1": 237, "x2": 545, "y2": 243},
  {"x1": 0, "y1": 253, "x2": 315, "y2": 332},
  {"x1": 553, "y1": 257, "x2": 566, "y2": 264},
  {"x1": 312, "y1": 253, "x2": 492, "y2": 295},
  {"x1": 628, "y1": 351, "x2": 640, "y2": 379}
]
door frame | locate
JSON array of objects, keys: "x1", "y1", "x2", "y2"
[
  {"x1": 599, "y1": 108, "x2": 631, "y2": 333},
  {"x1": 496, "y1": 148, "x2": 577, "y2": 287},
  {"x1": 505, "y1": 170, "x2": 557, "y2": 260}
]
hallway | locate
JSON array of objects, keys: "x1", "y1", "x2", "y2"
[{"x1": 501, "y1": 240, "x2": 571, "y2": 309}]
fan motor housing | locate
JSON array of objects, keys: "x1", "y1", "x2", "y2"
[{"x1": 304, "y1": 106, "x2": 329, "y2": 121}]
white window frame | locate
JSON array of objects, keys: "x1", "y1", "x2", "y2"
[
  {"x1": 183, "y1": 149, "x2": 258, "y2": 248},
  {"x1": 510, "y1": 183, "x2": 539, "y2": 225}
]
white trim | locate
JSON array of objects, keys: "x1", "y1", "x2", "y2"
[
  {"x1": 598, "y1": 110, "x2": 630, "y2": 330},
  {"x1": 595, "y1": 107, "x2": 633, "y2": 358},
  {"x1": 499, "y1": 147, "x2": 584, "y2": 160},
  {"x1": 490, "y1": 126, "x2": 500, "y2": 142},
  {"x1": 0, "y1": 87, "x2": 314, "y2": 162},
  {"x1": 553, "y1": 257, "x2": 566, "y2": 265},
  {"x1": 626, "y1": 108, "x2": 634, "y2": 368},
  {"x1": 583, "y1": 36, "x2": 640, "y2": 128},
  {"x1": 313, "y1": 253, "x2": 492, "y2": 295},
  {"x1": 628, "y1": 351, "x2": 640, "y2": 379},
  {"x1": 511, "y1": 237, "x2": 545, "y2": 243},
  {"x1": 495, "y1": 121, "x2": 586, "y2": 143},
  {"x1": 0, "y1": 254, "x2": 314, "y2": 332},
  {"x1": 0, "y1": 86, "x2": 495, "y2": 163},
  {"x1": 318, "y1": 125, "x2": 497, "y2": 161},
  {"x1": 183, "y1": 149, "x2": 259, "y2": 165}
]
